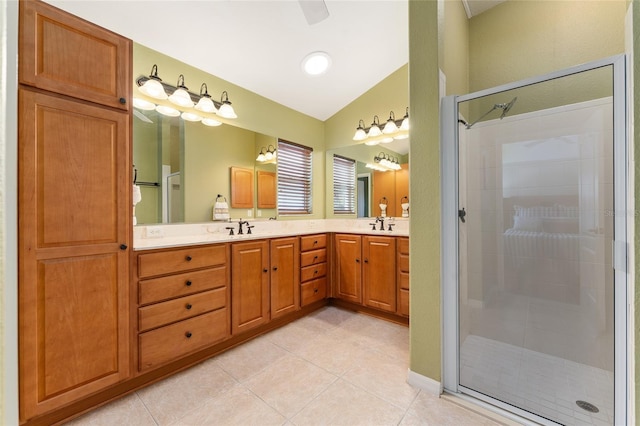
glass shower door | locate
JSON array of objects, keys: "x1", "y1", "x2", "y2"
[{"x1": 456, "y1": 64, "x2": 619, "y2": 425}]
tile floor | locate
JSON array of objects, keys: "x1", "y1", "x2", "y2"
[{"x1": 66, "y1": 307, "x2": 504, "y2": 426}]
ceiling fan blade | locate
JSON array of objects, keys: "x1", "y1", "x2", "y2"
[{"x1": 298, "y1": 0, "x2": 329, "y2": 25}]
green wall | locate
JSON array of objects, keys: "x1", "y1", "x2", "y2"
[{"x1": 134, "y1": 43, "x2": 326, "y2": 219}]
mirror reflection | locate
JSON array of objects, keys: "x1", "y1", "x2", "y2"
[
  {"x1": 133, "y1": 108, "x2": 277, "y2": 224},
  {"x1": 326, "y1": 142, "x2": 409, "y2": 219}
]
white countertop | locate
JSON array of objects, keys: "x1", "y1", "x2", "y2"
[{"x1": 134, "y1": 218, "x2": 409, "y2": 250}]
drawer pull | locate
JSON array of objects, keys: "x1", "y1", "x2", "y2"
[
  {"x1": 185, "y1": 331, "x2": 192, "y2": 338},
  {"x1": 314, "y1": 269, "x2": 318, "y2": 274},
  {"x1": 186, "y1": 303, "x2": 192, "y2": 310},
  {"x1": 273, "y1": 266, "x2": 278, "y2": 271},
  {"x1": 120, "y1": 244, "x2": 128, "y2": 250},
  {"x1": 364, "y1": 258, "x2": 369, "y2": 263},
  {"x1": 185, "y1": 280, "x2": 192, "y2": 287},
  {"x1": 314, "y1": 240, "x2": 318, "y2": 245},
  {"x1": 263, "y1": 268, "x2": 268, "y2": 273},
  {"x1": 185, "y1": 255, "x2": 193, "y2": 261},
  {"x1": 314, "y1": 288, "x2": 318, "y2": 294},
  {"x1": 356, "y1": 258, "x2": 360, "y2": 263}
]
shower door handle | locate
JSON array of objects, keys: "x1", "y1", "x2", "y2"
[{"x1": 458, "y1": 208, "x2": 466, "y2": 223}]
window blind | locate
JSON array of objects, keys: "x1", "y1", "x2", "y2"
[
  {"x1": 277, "y1": 139, "x2": 313, "y2": 214},
  {"x1": 333, "y1": 155, "x2": 356, "y2": 214}
]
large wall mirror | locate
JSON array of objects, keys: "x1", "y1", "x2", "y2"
[
  {"x1": 133, "y1": 108, "x2": 277, "y2": 225},
  {"x1": 326, "y1": 141, "x2": 409, "y2": 219}
]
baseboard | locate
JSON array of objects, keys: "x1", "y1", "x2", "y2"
[{"x1": 407, "y1": 369, "x2": 442, "y2": 395}]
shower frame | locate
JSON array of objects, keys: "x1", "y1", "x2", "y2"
[{"x1": 440, "y1": 54, "x2": 630, "y2": 425}]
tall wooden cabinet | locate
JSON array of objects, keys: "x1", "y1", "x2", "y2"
[
  {"x1": 270, "y1": 237, "x2": 300, "y2": 319},
  {"x1": 231, "y1": 240, "x2": 270, "y2": 334},
  {"x1": 18, "y1": 0, "x2": 132, "y2": 422}
]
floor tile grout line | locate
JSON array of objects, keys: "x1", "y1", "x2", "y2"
[{"x1": 134, "y1": 390, "x2": 161, "y2": 426}]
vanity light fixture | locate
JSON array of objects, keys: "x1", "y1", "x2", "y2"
[
  {"x1": 138, "y1": 64, "x2": 168, "y2": 100},
  {"x1": 217, "y1": 91, "x2": 237, "y2": 119},
  {"x1": 194, "y1": 83, "x2": 217, "y2": 113},
  {"x1": 383, "y1": 111, "x2": 399, "y2": 134},
  {"x1": 352, "y1": 120, "x2": 367, "y2": 141},
  {"x1": 168, "y1": 74, "x2": 195, "y2": 108},
  {"x1": 374, "y1": 152, "x2": 402, "y2": 171},
  {"x1": 135, "y1": 64, "x2": 239, "y2": 127},
  {"x1": 256, "y1": 145, "x2": 277, "y2": 163},
  {"x1": 352, "y1": 108, "x2": 409, "y2": 144},
  {"x1": 133, "y1": 97, "x2": 156, "y2": 111}
]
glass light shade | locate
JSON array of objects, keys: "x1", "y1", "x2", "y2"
[
  {"x1": 256, "y1": 152, "x2": 266, "y2": 162},
  {"x1": 368, "y1": 124, "x2": 382, "y2": 138},
  {"x1": 218, "y1": 103, "x2": 237, "y2": 119},
  {"x1": 394, "y1": 132, "x2": 409, "y2": 140},
  {"x1": 168, "y1": 88, "x2": 194, "y2": 108},
  {"x1": 302, "y1": 51, "x2": 332, "y2": 76},
  {"x1": 265, "y1": 151, "x2": 274, "y2": 161},
  {"x1": 139, "y1": 79, "x2": 168, "y2": 100},
  {"x1": 133, "y1": 98, "x2": 156, "y2": 110},
  {"x1": 400, "y1": 116, "x2": 409, "y2": 130},
  {"x1": 353, "y1": 128, "x2": 367, "y2": 141},
  {"x1": 202, "y1": 117, "x2": 222, "y2": 127},
  {"x1": 380, "y1": 137, "x2": 394, "y2": 144},
  {"x1": 155, "y1": 105, "x2": 180, "y2": 117},
  {"x1": 194, "y1": 96, "x2": 217, "y2": 113},
  {"x1": 181, "y1": 111, "x2": 202, "y2": 122},
  {"x1": 364, "y1": 139, "x2": 380, "y2": 146},
  {"x1": 382, "y1": 119, "x2": 398, "y2": 134}
]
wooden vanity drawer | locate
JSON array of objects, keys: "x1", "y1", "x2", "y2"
[
  {"x1": 398, "y1": 271, "x2": 409, "y2": 290},
  {"x1": 398, "y1": 253, "x2": 409, "y2": 273},
  {"x1": 301, "y1": 277, "x2": 326, "y2": 306},
  {"x1": 138, "y1": 266, "x2": 227, "y2": 305},
  {"x1": 398, "y1": 288, "x2": 409, "y2": 317},
  {"x1": 138, "y1": 288, "x2": 226, "y2": 332},
  {"x1": 398, "y1": 237, "x2": 409, "y2": 255},
  {"x1": 139, "y1": 308, "x2": 229, "y2": 370},
  {"x1": 138, "y1": 244, "x2": 227, "y2": 278},
  {"x1": 301, "y1": 262, "x2": 326, "y2": 282},
  {"x1": 300, "y1": 234, "x2": 327, "y2": 252},
  {"x1": 300, "y1": 248, "x2": 327, "y2": 267}
]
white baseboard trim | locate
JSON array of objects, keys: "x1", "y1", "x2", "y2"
[{"x1": 407, "y1": 369, "x2": 442, "y2": 395}]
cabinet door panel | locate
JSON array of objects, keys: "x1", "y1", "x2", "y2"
[
  {"x1": 270, "y1": 237, "x2": 300, "y2": 319},
  {"x1": 363, "y1": 236, "x2": 396, "y2": 312},
  {"x1": 19, "y1": 88, "x2": 130, "y2": 420},
  {"x1": 19, "y1": 0, "x2": 131, "y2": 110},
  {"x1": 334, "y1": 234, "x2": 362, "y2": 303},
  {"x1": 231, "y1": 241, "x2": 269, "y2": 334}
]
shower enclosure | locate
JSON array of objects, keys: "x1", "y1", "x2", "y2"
[{"x1": 441, "y1": 56, "x2": 629, "y2": 425}]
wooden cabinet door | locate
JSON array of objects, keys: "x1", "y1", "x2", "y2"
[
  {"x1": 334, "y1": 234, "x2": 362, "y2": 303},
  {"x1": 19, "y1": 0, "x2": 132, "y2": 110},
  {"x1": 230, "y1": 167, "x2": 254, "y2": 208},
  {"x1": 18, "y1": 88, "x2": 131, "y2": 420},
  {"x1": 363, "y1": 236, "x2": 397, "y2": 312},
  {"x1": 270, "y1": 237, "x2": 300, "y2": 319},
  {"x1": 257, "y1": 170, "x2": 277, "y2": 209},
  {"x1": 231, "y1": 240, "x2": 269, "y2": 334}
]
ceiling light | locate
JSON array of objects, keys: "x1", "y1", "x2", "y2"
[
  {"x1": 133, "y1": 97, "x2": 156, "y2": 111},
  {"x1": 194, "y1": 83, "x2": 217, "y2": 113},
  {"x1": 302, "y1": 51, "x2": 332, "y2": 76},
  {"x1": 168, "y1": 74, "x2": 194, "y2": 108},
  {"x1": 155, "y1": 105, "x2": 180, "y2": 117},
  {"x1": 218, "y1": 91, "x2": 237, "y2": 119},
  {"x1": 383, "y1": 111, "x2": 399, "y2": 134},
  {"x1": 138, "y1": 64, "x2": 168, "y2": 100},
  {"x1": 202, "y1": 118, "x2": 222, "y2": 127},
  {"x1": 181, "y1": 111, "x2": 202, "y2": 122}
]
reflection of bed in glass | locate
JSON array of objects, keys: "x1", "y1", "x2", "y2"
[{"x1": 503, "y1": 201, "x2": 580, "y2": 304}]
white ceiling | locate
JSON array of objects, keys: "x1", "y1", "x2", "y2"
[{"x1": 45, "y1": 0, "x2": 409, "y2": 122}]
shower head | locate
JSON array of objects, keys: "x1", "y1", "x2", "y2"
[{"x1": 498, "y1": 97, "x2": 517, "y2": 119}]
